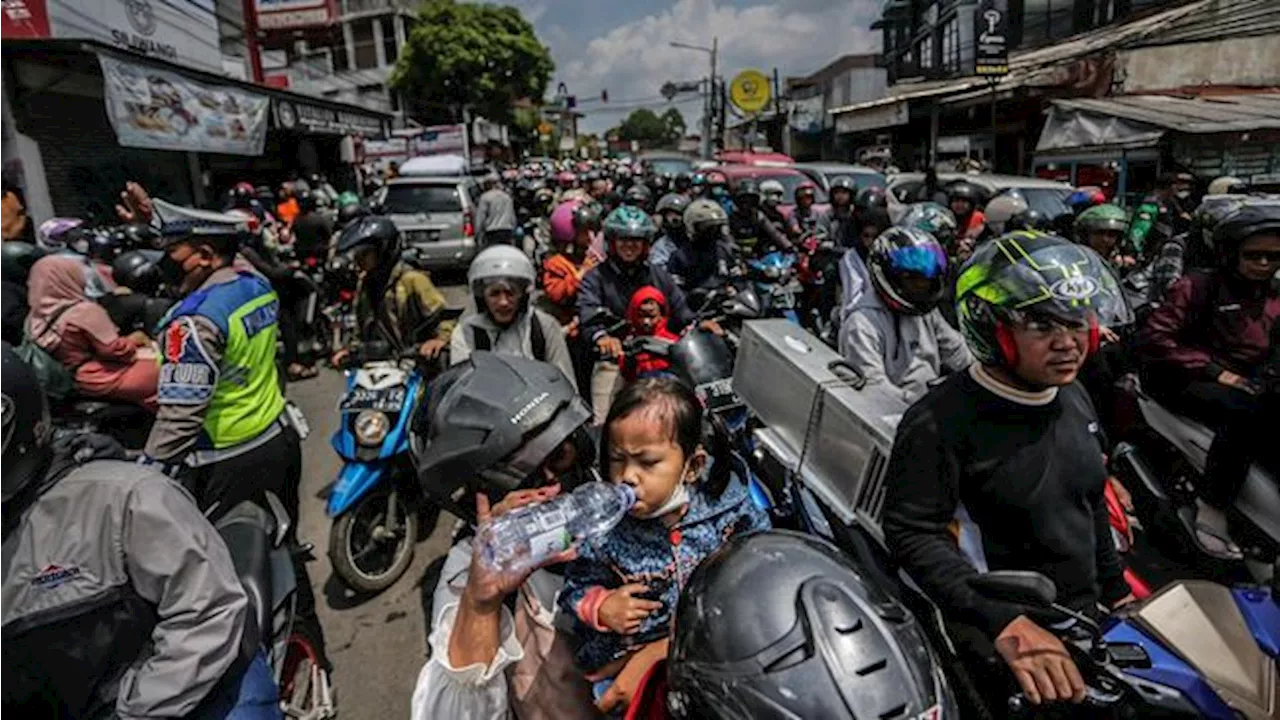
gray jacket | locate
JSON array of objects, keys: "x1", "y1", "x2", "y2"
[
  {"x1": 2, "y1": 455, "x2": 249, "y2": 719},
  {"x1": 475, "y1": 188, "x2": 517, "y2": 241},
  {"x1": 450, "y1": 307, "x2": 577, "y2": 391},
  {"x1": 838, "y1": 284, "x2": 972, "y2": 404}
]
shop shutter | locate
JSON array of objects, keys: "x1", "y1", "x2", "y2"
[{"x1": 17, "y1": 91, "x2": 194, "y2": 220}]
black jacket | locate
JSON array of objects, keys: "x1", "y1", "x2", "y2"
[{"x1": 578, "y1": 259, "x2": 693, "y2": 342}]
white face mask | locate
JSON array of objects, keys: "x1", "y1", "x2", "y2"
[{"x1": 633, "y1": 456, "x2": 697, "y2": 519}]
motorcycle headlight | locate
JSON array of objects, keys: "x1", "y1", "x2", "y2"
[{"x1": 354, "y1": 410, "x2": 390, "y2": 446}]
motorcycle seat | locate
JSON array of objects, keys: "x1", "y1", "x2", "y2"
[{"x1": 214, "y1": 501, "x2": 275, "y2": 640}]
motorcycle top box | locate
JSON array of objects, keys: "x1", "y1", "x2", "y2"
[{"x1": 734, "y1": 319, "x2": 909, "y2": 538}]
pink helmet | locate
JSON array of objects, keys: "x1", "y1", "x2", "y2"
[
  {"x1": 549, "y1": 200, "x2": 581, "y2": 246},
  {"x1": 557, "y1": 171, "x2": 576, "y2": 188}
]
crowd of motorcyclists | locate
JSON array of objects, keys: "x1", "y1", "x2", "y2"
[{"x1": 1, "y1": 150, "x2": 1276, "y2": 719}]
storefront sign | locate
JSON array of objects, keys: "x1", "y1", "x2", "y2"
[
  {"x1": 49, "y1": 0, "x2": 222, "y2": 73},
  {"x1": 729, "y1": 69, "x2": 771, "y2": 115},
  {"x1": 273, "y1": 99, "x2": 387, "y2": 138},
  {"x1": 99, "y1": 56, "x2": 270, "y2": 156},
  {"x1": 362, "y1": 137, "x2": 408, "y2": 160},
  {"x1": 2, "y1": 0, "x2": 51, "y2": 38},
  {"x1": 412, "y1": 123, "x2": 466, "y2": 156},
  {"x1": 974, "y1": 0, "x2": 1009, "y2": 77},
  {"x1": 789, "y1": 95, "x2": 824, "y2": 135},
  {"x1": 254, "y1": 0, "x2": 335, "y2": 31},
  {"x1": 834, "y1": 100, "x2": 909, "y2": 135},
  {"x1": 937, "y1": 135, "x2": 971, "y2": 154}
]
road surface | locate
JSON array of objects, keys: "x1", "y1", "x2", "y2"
[{"x1": 290, "y1": 279, "x2": 469, "y2": 719}]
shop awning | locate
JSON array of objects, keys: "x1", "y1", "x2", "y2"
[{"x1": 1037, "y1": 93, "x2": 1280, "y2": 153}]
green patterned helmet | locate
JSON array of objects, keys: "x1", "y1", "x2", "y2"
[
  {"x1": 602, "y1": 205, "x2": 657, "y2": 241},
  {"x1": 955, "y1": 231, "x2": 1133, "y2": 365},
  {"x1": 1073, "y1": 203, "x2": 1128, "y2": 238},
  {"x1": 898, "y1": 202, "x2": 958, "y2": 248},
  {"x1": 336, "y1": 191, "x2": 361, "y2": 209}
]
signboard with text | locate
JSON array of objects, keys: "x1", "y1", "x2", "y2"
[
  {"x1": 974, "y1": 0, "x2": 1009, "y2": 77},
  {"x1": 254, "y1": 0, "x2": 336, "y2": 31},
  {"x1": 1, "y1": 0, "x2": 51, "y2": 38},
  {"x1": 273, "y1": 98, "x2": 387, "y2": 138},
  {"x1": 46, "y1": 0, "x2": 222, "y2": 73}
]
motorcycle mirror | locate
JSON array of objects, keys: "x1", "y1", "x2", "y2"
[{"x1": 968, "y1": 571, "x2": 1058, "y2": 607}]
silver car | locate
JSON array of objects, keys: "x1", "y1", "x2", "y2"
[
  {"x1": 374, "y1": 176, "x2": 480, "y2": 270},
  {"x1": 885, "y1": 172, "x2": 1072, "y2": 223}
]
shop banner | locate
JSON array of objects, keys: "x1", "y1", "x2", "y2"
[
  {"x1": 255, "y1": 0, "x2": 336, "y2": 31},
  {"x1": 51, "y1": 0, "x2": 222, "y2": 73},
  {"x1": 273, "y1": 98, "x2": 387, "y2": 138},
  {"x1": 99, "y1": 56, "x2": 270, "y2": 156},
  {"x1": 788, "y1": 96, "x2": 824, "y2": 135},
  {"x1": 411, "y1": 124, "x2": 467, "y2": 156},
  {"x1": 2, "y1": 0, "x2": 51, "y2": 38}
]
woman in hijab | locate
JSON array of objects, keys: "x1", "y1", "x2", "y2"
[{"x1": 24, "y1": 254, "x2": 159, "y2": 411}]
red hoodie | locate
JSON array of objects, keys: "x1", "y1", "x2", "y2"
[{"x1": 622, "y1": 285, "x2": 679, "y2": 381}]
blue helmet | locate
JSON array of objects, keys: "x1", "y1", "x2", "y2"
[{"x1": 602, "y1": 206, "x2": 657, "y2": 241}]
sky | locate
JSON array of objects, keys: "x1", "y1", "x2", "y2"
[{"x1": 501, "y1": 0, "x2": 883, "y2": 134}]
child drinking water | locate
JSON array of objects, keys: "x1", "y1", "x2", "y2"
[{"x1": 558, "y1": 377, "x2": 771, "y2": 710}]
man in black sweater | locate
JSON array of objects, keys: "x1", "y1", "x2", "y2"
[{"x1": 883, "y1": 232, "x2": 1136, "y2": 710}]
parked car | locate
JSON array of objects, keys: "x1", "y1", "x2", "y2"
[
  {"x1": 715, "y1": 150, "x2": 795, "y2": 167},
  {"x1": 793, "y1": 162, "x2": 886, "y2": 193},
  {"x1": 885, "y1": 172, "x2": 1072, "y2": 223},
  {"x1": 719, "y1": 164, "x2": 831, "y2": 220},
  {"x1": 373, "y1": 175, "x2": 479, "y2": 270},
  {"x1": 638, "y1": 151, "x2": 695, "y2": 177}
]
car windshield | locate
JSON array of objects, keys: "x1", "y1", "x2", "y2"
[
  {"x1": 1001, "y1": 187, "x2": 1071, "y2": 218},
  {"x1": 648, "y1": 158, "x2": 693, "y2": 176},
  {"x1": 764, "y1": 173, "x2": 828, "y2": 204},
  {"x1": 828, "y1": 172, "x2": 885, "y2": 190},
  {"x1": 381, "y1": 184, "x2": 463, "y2": 214}
]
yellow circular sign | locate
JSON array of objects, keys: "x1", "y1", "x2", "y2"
[
  {"x1": 537, "y1": 121, "x2": 555, "y2": 136},
  {"x1": 729, "y1": 69, "x2": 771, "y2": 114}
]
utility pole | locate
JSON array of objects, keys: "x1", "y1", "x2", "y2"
[
  {"x1": 774, "y1": 67, "x2": 790, "y2": 157},
  {"x1": 670, "y1": 38, "x2": 718, "y2": 160},
  {"x1": 240, "y1": 0, "x2": 264, "y2": 83}
]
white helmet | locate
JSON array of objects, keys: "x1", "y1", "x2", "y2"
[
  {"x1": 759, "y1": 179, "x2": 785, "y2": 204},
  {"x1": 468, "y1": 245, "x2": 535, "y2": 293},
  {"x1": 1207, "y1": 176, "x2": 1247, "y2": 196},
  {"x1": 984, "y1": 194, "x2": 1029, "y2": 235}
]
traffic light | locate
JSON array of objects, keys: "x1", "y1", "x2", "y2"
[{"x1": 601, "y1": 89, "x2": 609, "y2": 102}]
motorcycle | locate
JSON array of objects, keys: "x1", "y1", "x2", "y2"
[
  {"x1": 327, "y1": 340, "x2": 442, "y2": 593},
  {"x1": 795, "y1": 230, "x2": 843, "y2": 345},
  {"x1": 214, "y1": 492, "x2": 336, "y2": 719},
  {"x1": 745, "y1": 251, "x2": 803, "y2": 323},
  {"x1": 969, "y1": 570, "x2": 1279, "y2": 719}
]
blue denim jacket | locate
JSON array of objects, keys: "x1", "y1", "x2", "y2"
[{"x1": 558, "y1": 469, "x2": 771, "y2": 672}]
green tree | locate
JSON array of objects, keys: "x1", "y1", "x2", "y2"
[
  {"x1": 616, "y1": 108, "x2": 669, "y2": 149},
  {"x1": 391, "y1": 0, "x2": 554, "y2": 126},
  {"x1": 660, "y1": 108, "x2": 686, "y2": 144}
]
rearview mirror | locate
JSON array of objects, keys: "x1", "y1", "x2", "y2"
[{"x1": 968, "y1": 571, "x2": 1058, "y2": 607}]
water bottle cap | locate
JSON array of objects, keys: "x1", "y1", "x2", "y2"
[{"x1": 617, "y1": 483, "x2": 637, "y2": 508}]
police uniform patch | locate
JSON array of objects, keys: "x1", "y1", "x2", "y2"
[{"x1": 158, "y1": 317, "x2": 219, "y2": 405}]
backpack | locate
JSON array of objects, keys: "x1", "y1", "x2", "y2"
[
  {"x1": 14, "y1": 302, "x2": 82, "y2": 402},
  {"x1": 472, "y1": 313, "x2": 547, "y2": 361}
]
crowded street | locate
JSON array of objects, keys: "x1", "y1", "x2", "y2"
[{"x1": 3, "y1": 0, "x2": 1280, "y2": 719}]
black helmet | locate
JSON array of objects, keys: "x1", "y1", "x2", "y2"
[
  {"x1": 668, "y1": 530, "x2": 957, "y2": 719},
  {"x1": 115, "y1": 223, "x2": 162, "y2": 251},
  {"x1": 1213, "y1": 198, "x2": 1280, "y2": 266},
  {"x1": 856, "y1": 186, "x2": 888, "y2": 211},
  {"x1": 946, "y1": 180, "x2": 983, "y2": 205},
  {"x1": 673, "y1": 172, "x2": 692, "y2": 190},
  {"x1": 337, "y1": 202, "x2": 365, "y2": 225},
  {"x1": 867, "y1": 226, "x2": 949, "y2": 315},
  {"x1": 655, "y1": 192, "x2": 691, "y2": 218},
  {"x1": 1006, "y1": 207, "x2": 1052, "y2": 232},
  {"x1": 0, "y1": 241, "x2": 47, "y2": 285},
  {"x1": 337, "y1": 215, "x2": 401, "y2": 258},
  {"x1": 111, "y1": 249, "x2": 165, "y2": 295},
  {"x1": 2, "y1": 342, "x2": 53, "y2": 507},
  {"x1": 412, "y1": 353, "x2": 593, "y2": 506},
  {"x1": 733, "y1": 178, "x2": 761, "y2": 201},
  {"x1": 572, "y1": 202, "x2": 602, "y2": 232}
]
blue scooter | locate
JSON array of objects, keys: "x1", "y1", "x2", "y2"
[
  {"x1": 970, "y1": 571, "x2": 1280, "y2": 719},
  {"x1": 327, "y1": 342, "x2": 435, "y2": 593}
]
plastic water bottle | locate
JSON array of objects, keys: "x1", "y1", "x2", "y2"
[{"x1": 479, "y1": 482, "x2": 636, "y2": 575}]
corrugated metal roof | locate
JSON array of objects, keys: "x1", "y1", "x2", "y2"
[
  {"x1": 831, "y1": 0, "x2": 1251, "y2": 116},
  {"x1": 1051, "y1": 93, "x2": 1280, "y2": 133}
]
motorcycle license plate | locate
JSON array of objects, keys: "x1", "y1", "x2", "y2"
[{"x1": 339, "y1": 386, "x2": 406, "y2": 413}]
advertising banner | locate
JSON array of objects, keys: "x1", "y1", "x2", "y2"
[
  {"x1": 254, "y1": 0, "x2": 336, "y2": 31},
  {"x1": 50, "y1": 0, "x2": 222, "y2": 73},
  {"x1": 273, "y1": 98, "x2": 387, "y2": 138},
  {"x1": 2, "y1": 0, "x2": 51, "y2": 38},
  {"x1": 99, "y1": 56, "x2": 270, "y2": 156},
  {"x1": 974, "y1": 0, "x2": 1010, "y2": 77},
  {"x1": 788, "y1": 95, "x2": 824, "y2": 135}
]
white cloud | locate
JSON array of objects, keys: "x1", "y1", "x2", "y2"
[{"x1": 554, "y1": 0, "x2": 881, "y2": 132}]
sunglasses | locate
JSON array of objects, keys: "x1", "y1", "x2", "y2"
[{"x1": 1240, "y1": 250, "x2": 1280, "y2": 263}]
